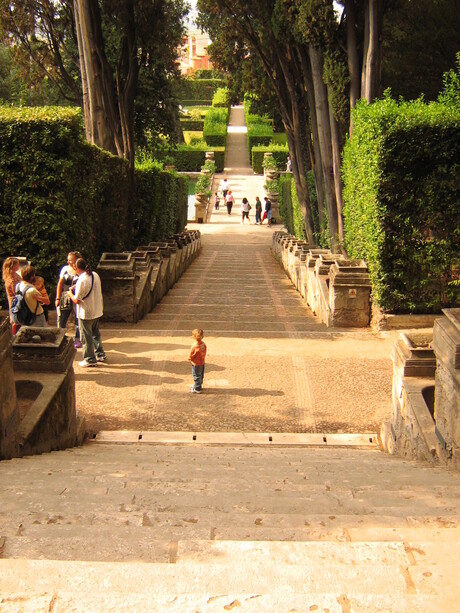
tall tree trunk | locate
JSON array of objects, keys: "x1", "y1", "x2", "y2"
[
  {"x1": 73, "y1": 0, "x2": 123, "y2": 156},
  {"x1": 328, "y1": 97, "x2": 345, "y2": 246},
  {"x1": 308, "y1": 44, "x2": 339, "y2": 251},
  {"x1": 344, "y1": 0, "x2": 360, "y2": 133},
  {"x1": 361, "y1": 0, "x2": 384, "y2": 102},
  {"x1": 298, "y1": 46, "x2": 326, "y2": 234},
  {"x1": 365, "y1": 0, "x2": 383, "y2": 101},
  {"x1": 116, "y1": 2, "x2": 138, "y2": 170},
  {"x1": 269, "y1": 48, "x2": 316, "y2": 243}
]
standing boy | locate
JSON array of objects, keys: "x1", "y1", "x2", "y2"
[{"x1": 188, "y1": 328, "x2": 207, "y2": 394}]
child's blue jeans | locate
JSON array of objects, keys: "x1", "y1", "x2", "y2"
[{"x1": 192, "y1": 364, "x2": 205, "y2": 391}]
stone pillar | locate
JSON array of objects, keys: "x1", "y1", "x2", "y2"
[
  {"x1": 194, "y1": 192, "x2": 209, "y2": 223},
  {"x1": 432, "y1": 308, "x2": 460, "y2": 466},
  {"x1": 0, "y1": 317, "x2": 19, "y2": 459},
  {"x1": 328, "y1": 259, "x2": 371, "y2": 327},
  {"x1": 305, "y1": 249, "x2": 331, "y2": 313},
  {"x1": 13, "y1": 327, "x2": 80, "y2": 455},
  {"x1": 124, "y1": 251, "x2": 152, "y2": 322},
  {"x1": 97, "y1": 252, "x2": 136, "y2": 322},
  {"x1": 382, "y1": 331, "x2": 438, "y2": 462},
  {"x1": 205, "y1": 151, "x2": 215, "y2": 162}
]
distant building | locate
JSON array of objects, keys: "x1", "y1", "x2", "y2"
[{"x1": 179, "y1": 27, "x2": 213, "y2": 76}]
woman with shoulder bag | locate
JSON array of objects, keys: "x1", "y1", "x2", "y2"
[{"x1": 55, "y1": 251, "x2": 82, "y2": 348}]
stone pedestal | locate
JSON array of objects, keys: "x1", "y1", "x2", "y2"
[
  {"x1": 432, "y1": 308, "x2": 460, "y2": 466},
  {"x1": 124, "y1": 251, "x2": 152, "y2": 322},
  {"x1": 382, "y1": 331, "x2": 438, "y2": 463},
  {"x1": 195, "y1": 193, "x2": 208, "y2": 223},
  {"x1": 97, "y1": 253, "x2": 136, "y2": 322},
  {"x1": 13, "y1": 326, "x2": 80, "y2": 456},
  {"x1": 328, "y1": 259, "x2": 371, "y2": 327},
  {"x1": 0, "y1": 317, "x2": 19, "y2": 459}
]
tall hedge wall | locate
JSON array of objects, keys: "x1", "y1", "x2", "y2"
[
  {"x1": 176, "y1": 78, "x2": 225, "y2": 103},
  {"x1": 252, "y1": 144, "x2": 289, "y2": 174},
  {"x1": 168, "y1": 144, "x2": 225, "y2": 172},
  {"x1": 0, "y1": 107, "x2": 187, "y2": 306},
  {"x1": 342, "y1": 97, "x2": 460, "y2": 313}
]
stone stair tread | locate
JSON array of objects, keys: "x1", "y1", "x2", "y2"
[
  {"x1": 0, "y1": 541, "x2": 418, "y2": 593},
  {"x1": 0, "y1": 593, "x2": 451, "y2": 613}
]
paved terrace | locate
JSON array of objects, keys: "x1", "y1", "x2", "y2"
[
  {"x1": 1, "y1": 106, "x2": 460, "y2": 612},
  {"x1": 73, "y1": 106, "x2": 395, "y2": 436}
]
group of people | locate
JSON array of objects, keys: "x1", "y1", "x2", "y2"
[
  {"x1": 217, "y1": 178, "x2": 272, "y2": 225},
  {"x1": 2, "y1": 251, "x2": 106, "y2": 368}
]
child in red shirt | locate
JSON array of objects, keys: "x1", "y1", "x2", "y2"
[{"x1": 188, "y1": 328, "x2": 207, "y2": 394}]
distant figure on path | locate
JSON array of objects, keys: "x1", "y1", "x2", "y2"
[
  {"x1": 254, "y1": 197, "x2": 262, "y2": 224},
  {"x1": 220, "y1": 177, "x2": 229, "y2": 198},
  {"x1": 261, "y1": 197, "x2": 272, "y2": 225},
  {"x1": 225, "y1": 190, "x2": 234, "y2": 215},
  {"x1": 241, "y1": 197, "x2": 251, "y2": 223},
  {"x1": 188, "y1": 328, "x2": 207, "y2": 394},
  {"x1": 214, "y1": 192, "x2": 220, "y2": 210}
]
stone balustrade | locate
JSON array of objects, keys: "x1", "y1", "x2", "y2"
[
  {"x1": 432, "y1": 308, "x2": 460, "y2": 467},
  {"x1": 272, "y1": 233, "x2": 371, "y2": 328},
  {"x1": 97, "y1": 230, "x2": 201, "y2": 323},
  {"x1": 0, "y1": 319, "x2": 85, "y2": 459}
]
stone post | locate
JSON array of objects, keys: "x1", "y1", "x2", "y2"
[
  {"x1": 328, "y1": 259, "x2": 371, "y2": 327},
  {"x1": 432, "y1": 308, "x2": 460, "y2": 466},
  {"x1": 0, "y1": 317, "x2": 19, "y2": 459},
  {"x1": 97, "y1": 253, "x2": 136, "y2": 322}
]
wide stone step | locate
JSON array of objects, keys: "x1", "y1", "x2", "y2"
[{"x1": 0, "y1": 540, "x2": 457, "y2": 611}]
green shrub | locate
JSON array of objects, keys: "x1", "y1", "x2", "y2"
[
  {"x1": 342, "y1": 96, "x2": 460, "y2": 313},
  {"x1": 278, "y1": 174, "x2": 312, "y2": 241},
  {"x1": 203, "y1": 107, "x2": 229, "y2": 147},
  {"x1": 176, "y1": 78, "x2": 225, "y2": 102},
  {"x1": 195, "y1": 173, "x2": 212, "y2": 197},
  {"x1": 0, "y1": 107, "x2": 187, "y2": 306},
  {"x1": 168, "y1": 143, "x2": 225, "y2": 172},
  {"x1": 252, "y1": 144, "x2": 289, "y2": 173},
  {"x1": 180, "y1": 118, "x2": 204, "y2": 131},
  {"x1": 212, "y1": 87, "x2": 230, "y2": 108}
]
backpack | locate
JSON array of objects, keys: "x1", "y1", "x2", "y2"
[{"x1": 10, "y1": 285, "x2": 38, "y2": 326}]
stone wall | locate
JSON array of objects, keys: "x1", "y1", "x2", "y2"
[
  {"x1": 0, "y1": 317, "x2": 19, "y2": 459},
  {"x1": 382, "y1": 311, "x2": 460, "y2": 470},
  {"x1": 272, "y1": 232, "x2": 371, "y2": 328},
  {"x1": 0, "y1": 323, "x2": 85, "y2": 460},
  {"x1": 98, "y1": 230, "x2": 201, "y2": 323}
]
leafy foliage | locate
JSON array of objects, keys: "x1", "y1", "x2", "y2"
[
  {"x1": 342, "y1": 96, "x2": 460, "y2": 313},
  {"x1": 0, "y1": 107, "x2": 187, "y2": 306}
]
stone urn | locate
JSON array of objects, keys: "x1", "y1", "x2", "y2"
[{"x1": 194, "y1": 192, "x2": 209, "y2": 223}]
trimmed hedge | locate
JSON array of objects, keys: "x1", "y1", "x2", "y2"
[
  {"x1": 203, "y1": 107, "x2": 229, "y2": 147},
  {"x1": 212, "y1": 87, "x2": 230, "y2": 108},
  {"x1": 252, "y1": 144, "x2": 289, "y2": 174},
  {"x1": 342, "y1": 97, "x2": 460, "y2": 313},
  {"x1": 0, "y1": 107, "x2": 187, "y2": 306},
  {"x1": 168, "y1": 143, "x2": 225, "y2": 172},
  {"x1": 176, "y1": 78, "x2": 226, "y2": 102},
  {"x1": 180, "y1": 118, "x2": 204, "y2": 131},
  {"x1": 279, "y1": 175, "x2": 307, "y2": 240}
]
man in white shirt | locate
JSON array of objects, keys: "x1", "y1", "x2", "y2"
[
  {"x1": 219, "y1": 178, "x2": 229, "y2": 198},
  {"x1": 67, "y1": 258, "x2": 106, "y2": 368}
]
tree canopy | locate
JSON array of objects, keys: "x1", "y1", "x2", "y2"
[
  {"x1": 0, "y1": 0, "x2": 189, "y2": 168},
  {"x1": 197, "y1": 0, "x2": 459, "y2": 249}
]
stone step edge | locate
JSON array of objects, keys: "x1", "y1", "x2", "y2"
[{"x1": 89, "y1": 431, "x2": 379, "y2": 447}]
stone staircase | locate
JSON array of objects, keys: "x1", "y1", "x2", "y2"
[
  {"x1": 1, "y1": 442, "x2": 460, "y2": 611},
  {"x1": 137, "y1": 239, "x2": 326, "y2": 337}
]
